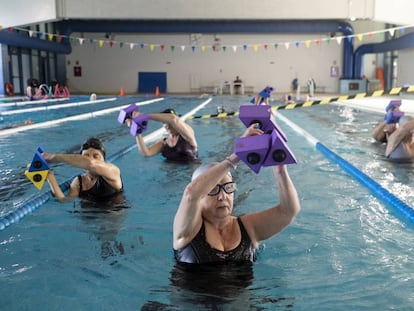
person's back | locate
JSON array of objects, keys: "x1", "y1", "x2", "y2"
[{"x1": 385, "y1": 116, "x2": 414, "y2": 161}]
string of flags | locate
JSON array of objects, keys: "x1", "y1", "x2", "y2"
[{"x1": 1, "y1": 23, "x2": 413, "y2": 52}]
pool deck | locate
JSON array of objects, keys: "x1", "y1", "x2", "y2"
[{"x1": 313, "y1": 93, "x2": 414, "y2": 116}]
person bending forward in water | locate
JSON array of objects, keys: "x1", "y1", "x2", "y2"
[
  {"x1": 385, "y1": 116, "x2": 414, "y2": 162},
  {"x1": 173, "y1": 124, "x2": 300, "y2": 264},
  {"x1": 127, "y1": 108, "x2": 198, "y2": 163}
]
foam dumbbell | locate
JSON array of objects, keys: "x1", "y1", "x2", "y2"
[
  {"x1": 262, "y1": 129, "x2": 297, "y2": 167},
  {"x1": 129, "y1": 114, "x2": 149, "y2": 136},
  {"x1": 239, "y1": 105, "x2": 275, "y2": 133},
  {"x1": 234, "y1": 134, "x2": 271, "y2": 174},
  {"x1": 118, "y1": 104, "x2": 138, "y2": 124},
  {"x1": 24, "y1": 146, "x2": 50, "y2": 190}
]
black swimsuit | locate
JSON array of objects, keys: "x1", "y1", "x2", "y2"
[
  {"x1": 161, "y1": 135, "x2": 198, "y2": 162},
  {"x1": 77, "y1": 175, "x2": 123, "y2": 201},
  {"x1": 174, "y1": 218, "x2": 257, "y2": 264}
]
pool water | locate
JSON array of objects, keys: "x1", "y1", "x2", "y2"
[{"x1": 1, "y1": 96, "x2": 414, "y2": 310}]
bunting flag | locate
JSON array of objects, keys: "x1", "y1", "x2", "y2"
[{"x1": 1, "y1": 23, "x2": 413, "y2": 53}]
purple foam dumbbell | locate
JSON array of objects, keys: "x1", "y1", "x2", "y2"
[
  {"x1": 234, "y1": 134, "x2": 271, "y2": 174},
  {"x1": 118, "y1": 104, "x2": 138, "y2": 124},
  {"x1": 239, "y1": 105, "x2": 275, "y2": 133},
  {"x1": 262, "y1": 129, "x2": 297, "y2": 167},
  {"x1": 129, "y1": 114, "x2": 149, "y2": 136}
]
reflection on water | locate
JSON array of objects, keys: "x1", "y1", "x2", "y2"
[
  {"x1": 142, "y1": 261, "x2": 295, "y2": 310},
  {"x1": 71, "y1": 192, "x2": 130, "y2": 262}
]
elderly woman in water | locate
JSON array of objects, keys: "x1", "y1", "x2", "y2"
[{"x1": 173, "y1": 123, "x2": 301, "y2": 264}]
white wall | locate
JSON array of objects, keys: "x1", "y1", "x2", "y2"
[
  {"x1": 66, "y1": 33, "x2": 343, "y2": 94},
  {"x1": 0, "y1": 0, "x2": 56, "y2": 28},
  {"x1": 375, "y1": 0, "x2": 414, "y2": 24},
  {"x1": 59, "y1": 0, "x2": 371, "y2": 21},
  {"x1": 398, "y1": 47, "x2": 414, "y2": 86}
]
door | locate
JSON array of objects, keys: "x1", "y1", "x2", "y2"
[{"x1": 138, "y1": 72, "x2": 167, "y2": 94}]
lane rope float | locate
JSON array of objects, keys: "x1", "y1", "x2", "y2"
[
  {"x1": 275, "y1": 111, "x2": 414, "y2": 225},
  {"x1": 187, "y1": 110, "x2": 239, "y2": 120},
  {"x1": 0, "y1": 98, "x2": 165, "y2": 137},
  {"x1": 1, "y1": 97, "x2": 118, "y2": 116},
  {"x1": 0, "y1": 98, "x2": 212, "y2": 231},
  {"x1": 187, "y1": 84, "x2": 414, "y2": 120},
  {"x1": 0, "y1": 97, "x2": 68, "y2": 108}
]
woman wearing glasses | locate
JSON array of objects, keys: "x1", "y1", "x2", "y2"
[
  {"x1": 43, "y1": 137, "x2": 123, "y2": 203},
  {"x1": 173, "y1": 124, "x2": 300, "y2": 264}
]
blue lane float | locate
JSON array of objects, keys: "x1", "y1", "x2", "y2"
[
  {"x1": 316, "y1": 142, "x2": 414, "y2": 223},
  {"x1": 275, "y1": 111, "x2": 414, "y2": 225},
  {"x1": 0, "y1": 181, "x2": 70, "y2": 231}
]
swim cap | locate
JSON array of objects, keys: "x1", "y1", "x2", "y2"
[
  {"x1": 161, "y1": 108, "x2": 176, "y2": 115},
  {"x1": 80, "y1": 137, "x2": 106, "y2": 158},
  {"x1": 192, "y1": 162, "x2": 232, "y2": 181}
]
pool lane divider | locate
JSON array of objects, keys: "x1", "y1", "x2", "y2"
[
  {"x1": 1, "y1": 97, "x2": 118, "y2": 116},
  {"x1": 275, "y1": 111, "x2": 414, "y2": 225},
  {"x1": 187, "y1": 84, "x2": 414, "y2": 120},
  {"x1": 0, "y1": 97, "x2": 68, "y2": 108},
  {"x1": 0, "y1": 97, "x2": 164, "y2": 137},
  {"x1": 273, "y1": 84, "x2": 414, "y2": 111},
  {"x1": 0, "y1": 97, "x2": 213, "y2": 231}
]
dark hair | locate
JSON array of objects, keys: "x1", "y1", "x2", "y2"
[{"x1": 80, "y1": 137, "x2": 106, "y2": 158}]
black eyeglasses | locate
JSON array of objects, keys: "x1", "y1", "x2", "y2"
[{"x1": 208, "y1": 182, "x2": 237, "y2": 196}]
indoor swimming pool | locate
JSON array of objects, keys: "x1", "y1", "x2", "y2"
[{"x1": 1, "y1": 95, "x2": 414, "y2": 310}]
